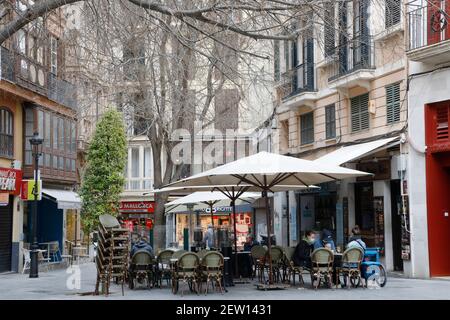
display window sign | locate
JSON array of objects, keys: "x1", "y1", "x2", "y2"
[
  {"x1": 0, "y1": 168, "x2": 22, "y2": 195},
  {"x1": 0, "y1": 193, "x2": 9, "y2": 206},
  {"x1": 119, "y1": 201, "x2": 155, "y2": 214}
]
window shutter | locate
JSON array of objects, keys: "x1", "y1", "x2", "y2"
[
  {"x1": 436, "y1": 104, "x2": 449, "y2": 141},
  {"x1": 351, "y1": 93, "x2": 369, "y2": 132},
  {"x1": 274, "y1": 40, "x2": 280, "y2": 81},
  {"x1": 386, "y1": 83, "x2": 401, "y2": 124},
  {"x1": 324, "y1": 2, "x2": 335, "y2": 57},
  {"x1": 325, "y1": 104, "x2": 336, "y2": 139},
  {"x1": 385, "y1": 0, "x2": 401, "y2": 28}
]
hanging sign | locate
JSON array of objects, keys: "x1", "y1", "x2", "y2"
[
  {"x1": 0, "y1": 168, "x2": 22, "y2": 195},
  {"x1": 20, "y1": 180, "x2": 42, "y2": 201}
]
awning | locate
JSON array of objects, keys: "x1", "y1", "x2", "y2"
[
  {"x1": 314, "y1": 137, "x2": 399, "y2": 166},
  {"x1": 42, "y1": 188, "x2": 81, "y2": 210}
]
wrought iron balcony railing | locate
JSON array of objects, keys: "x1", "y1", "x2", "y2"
[
  {"x1": 328, "y1": 36, "x2": 375, "y2": 82},
  {"x1": 407, "y1": 1, "x2": 450, "y2": 51},
  {"x1": 279, "y1": 62, "x2": 315, "y2": 100},
  {"x1": 0, "y1": 46, "x2": 77, "y2": 110}
]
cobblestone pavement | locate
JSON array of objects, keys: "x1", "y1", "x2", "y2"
[{"x1": 1, "y1": 262, "x2": 450, "y2": 300}]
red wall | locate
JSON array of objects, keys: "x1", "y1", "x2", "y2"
[{"x1": 425, "y1": 101, "x2": 450, "y2": 276}]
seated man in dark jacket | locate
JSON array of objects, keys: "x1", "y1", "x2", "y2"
[
  {"x1": 292, "y1": 230, "x2": 316, "y2": 269},
  {"x1": 130, "y1": 236, "x2": 154, "y2": 257}
]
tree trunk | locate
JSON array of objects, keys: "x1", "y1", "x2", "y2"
[{"x1": 153, "y1": 189, "x2": 169, "y2": 251}]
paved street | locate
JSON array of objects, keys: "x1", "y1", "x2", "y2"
[{"x1": 1, "y1": 262, "x2": 450, "y2": 300}]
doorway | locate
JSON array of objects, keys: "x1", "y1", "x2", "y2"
[
  {"x1": 390, "y1": 180, "x2": 403, "y2": 271},
  {"x1": 354, "y1": 182, "x2": 374, "y2": 247},
  {"x1": 0, "y1": 196, "x2": 13, "y2": 272}
]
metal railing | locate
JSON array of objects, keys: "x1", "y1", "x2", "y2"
[
  {"x1": 407, "y1": 2, "x2": 450, "y2": 51},
  {"x1": 279, "y1": 62, "x2": 315, "y2": 100},
  {"x1": 0, "y1": 46, "x2": 77, "y2": 110},
  {"x1": 328, "y1": 36, "x2": 375, "y2": 81}
]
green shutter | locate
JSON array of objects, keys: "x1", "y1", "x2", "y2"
[
  {"x1": 274, "y1": 40, "x2": 280, "y2": 81},
  {"x1": 351, "y1": 93, "x2": 369, "y2": 132},
  {"x1": 386, "y1": 83, "x2": 400, "y2": 124},
  {"x1": 300, "y1": 112, "x2": 314, "y2": 145},
  {"x1": 325, "y1": 104, "x2": 336, "y2": 139}
]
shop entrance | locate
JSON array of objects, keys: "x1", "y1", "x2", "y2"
[
  {"x1": 390, "y1": 180, "x2": 403, "y2": 271},
  {"x1": 0, "y1": 196, "x2": 13, "y2": 272},
  {"x1": 425, "y1": 100, "x2": 450, "y2": 276},
  {"x1": 354, "y1": 182, "x2": 375, "y2": 247}
]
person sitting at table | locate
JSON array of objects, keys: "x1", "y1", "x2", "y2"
[
  {"x1": 243, "y1": 235, "x2": 259, "y2": 251},
  {"x1": 321, "y1": 228, "x2": 336, "y2": 251},
  {"x1": 130, "y1": 236, "x2": 154, "y2": 257},
  {"x1": 347, "y1": 226, "x2": 366, "y2": 252},
  {"x1": 292, "y1": 230, "x2": 315, "y2": 268}
]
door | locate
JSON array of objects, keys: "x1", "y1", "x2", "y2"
[
  {"x1": 355, "y1": 182, "x2": 375, "y2": 247},
  {"x1": 390, "y1": 180, "x2": 403, "y2": 271},
  {"x1": 0, "y1": 197, "x2": 13, "y2": 273}
]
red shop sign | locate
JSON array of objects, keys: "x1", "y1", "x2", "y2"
[
  {"x1": 119, "y1": 201, "x2": 155, "y2": 214},
  {"x1": 0, "y1": 167, "x2": 22, "y2": 196}
]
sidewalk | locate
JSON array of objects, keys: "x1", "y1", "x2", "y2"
[{"x1": 1, "y1": 262, "x2": 450, "y2": 300}]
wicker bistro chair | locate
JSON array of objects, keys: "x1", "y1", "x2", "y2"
[
  {"x1": 310, "y1": 248, "x2": 334, "y2": 290},
  {"x1": 128, "y1": 250, "x2": 156, "y2": 289},
  {"x1": 200, "y1": 251, "x2": 224, "y2": 295},
  {"x1": 171, "y1": 252, "x2": 200, "y2": 296},
  {"x1": 156, "y1": 249, "x2": 175, "y2": 288},
  {"x1": 284, "y1": 247, "x2": 306, "y2": 286},
  {"x1": 264, "y1": 246, "x2": 284, "y2": 283},
  {"x1": 336, "y1": 247, "x2": 364, "y2": 288},
  {"x1": 250, "y1": 245, "x2": 267, "y2": 282}
]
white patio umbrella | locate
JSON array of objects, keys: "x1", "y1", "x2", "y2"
[
  {"x1": 165, "y1": 191, "x2": 261, "y2": 228},
  {"x1": 158, "y1": 152, "x2": 370, "y2": 285}
]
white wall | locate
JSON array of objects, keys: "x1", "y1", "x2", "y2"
[{"x1": 406, "y1": 63, "x2": 450, "y2": 278}]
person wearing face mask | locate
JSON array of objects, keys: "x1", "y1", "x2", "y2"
[{"x1": 292, "y1": 230, "x2": 315, "y2": 269}]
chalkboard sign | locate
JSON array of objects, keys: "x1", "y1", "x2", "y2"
[
  {"x1": 401, "y1": 196, "x2": 411, "y2": 260},
  {"x1": 373, "y1": 196, "x2": 385, "y2": 256}
]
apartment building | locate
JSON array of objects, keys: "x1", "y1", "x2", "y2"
[
  {"x1": 405, "y1": 0, "x2": 450, "y2": 277},
  {"x1": 0, "y1": 1, "x2": 79, "y2": 272},
  {"x1": 272, "y1": 0, "x2": 407, "y2": 274}
]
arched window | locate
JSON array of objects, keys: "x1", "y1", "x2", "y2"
[{"x1": 0, "y1": 108, "x2": 13, "y2": 158}]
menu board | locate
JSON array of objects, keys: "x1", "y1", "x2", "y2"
[{"x1": 373, "y1": 196, "x2": 385, "y2": 256}]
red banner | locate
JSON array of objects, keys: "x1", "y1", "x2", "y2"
[
  {"x1": 0, "y1": 167, "x2": 22, "y2": 196},
  {"x1": 119, "y1": 201, "x2": 155, "y2": 214}
]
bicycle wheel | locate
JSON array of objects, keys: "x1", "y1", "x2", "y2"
[{"x1": 378, "y1": 265, "x2": 387, "y2": 287}]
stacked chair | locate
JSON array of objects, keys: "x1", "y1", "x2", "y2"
[{"x1": 94, "y1": 214, "x2": 130, "y2": 296}]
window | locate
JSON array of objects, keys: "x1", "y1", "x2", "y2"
[
  {"x1": 386, "y1": 83, "x2": 401, "y2": 124},
  {"x1": 0, "y1": 108, "x2": 13, "y2": 157},
  {"x1": 284, "y1": 40, "x2": 289, "y2": 72},
  {"x1": 325, "y1": 104, "x2": 336, "y2": 139},
  {"x1": 300, "y1": 112, "x2": 314, "y2": 145},
  {"x1": 58, "y1": 117, "x2": 64, "y2": 151},
  {"x1": 130, "y1": 148, "x2": 139, "y2": 178},
  {"x1": 25, "y1": 108, "x2": 34, "y2": 165},
  {"x1": 274, "y1": 40, "x2": 280, "y2": 81},
  {"x1": 44, "y1": 112, "x2": 51, "y2": 148},
  {"x1": 52, "y1": 115, "x2": 58, "y2": 150},
  {"x1": 385, "y1": 0, "x2": 401, "y2": 28},
  {"x1": 351, "y1": 93, "x2": 370, "y2": 132},
  {"x1": 50, "y1": 36, "x2": 58, "y2": 75},
  {"x1": 70, "y1": 122, "x2": 76, "y2": 153}
]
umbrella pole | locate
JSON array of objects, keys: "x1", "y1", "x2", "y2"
[
  {"x1": 232, "y1": 199, "x2": 239, "y2": 279},
  {"x1": 264, "y1": 190, "x2": 274, "y2": 285},
  {"x1": 210, "y1": 203, "x2": 214, "y2": 227}
]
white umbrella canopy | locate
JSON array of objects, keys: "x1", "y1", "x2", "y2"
[
  {"x1": 165, "y1": 191, "x2": 261, "y2": 208},
  {"x1": 163, "y1": 151, "x2": 370, "y2": 190}
]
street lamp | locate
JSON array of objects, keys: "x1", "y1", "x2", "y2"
[{"x1": 29, "y1": 131, "x2": 43, "y2": 278}]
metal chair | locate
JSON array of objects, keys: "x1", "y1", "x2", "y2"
[
  {"x1": 171, "y1": 252, "x2": 200, "y2": 296},
  {"x1": 336, "y1": 247, "x2": 364, "y2": 289},
  {"x1": 128, "y1": 250, "x2": 156, "y2": 289},
  {"x1": 284, "y1": 247, "x2": 305, "y2": 286},
  {"x1": 200, "y1": 251, "x2": 224, "y2": 295},
  {"x1": 310, "y1": 248, "x2": 334, "y2": 290},
  {"x1": 265, "y1": 246, "x2": 284, "y2": 283}
]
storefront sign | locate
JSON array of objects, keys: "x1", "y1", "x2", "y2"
[
  {"x1": 20, "y1": 180, "x2": 42, "y2": 201},
  {"x1": 0, "y1": 168, "x2": 22, "y2": 195},
  {"x1": 119, "y1": 201, "x2": 155, "y2": 214},
  {"x1": 0, "y1": 193, "x2": 9, "y2": 206}
]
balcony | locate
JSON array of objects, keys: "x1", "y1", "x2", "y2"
[
  {"x1": 0, "y1": 46, "x2": 77, "y2": 110},
  {"x1": 407, "y1": 2, "x2": 450, "y2": 65},
  {"x1": 327, "y1": 36, "x2": 375, "y2": 90},
  {"x1": 276, "y1": 62, "x2": 317, "y2": 113}
]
